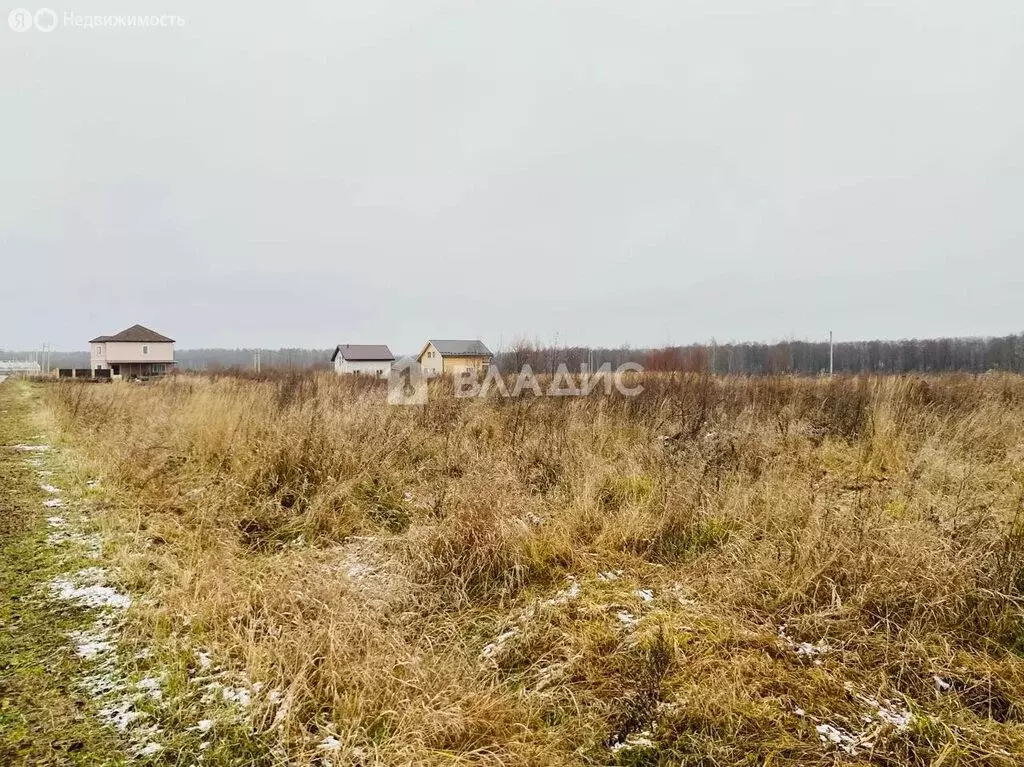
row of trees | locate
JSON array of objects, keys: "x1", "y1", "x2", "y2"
[
  {"x1": 6, "y1": 333, "x2": 1023, "y2": 376},
  {"x1": 492, "y1": 333, "x2": 1024, "y2": 375},
  {"x1": 0, "y1": 348, "x2": 334, "y2": 372},
  {"x1": 173, "y1": 348, "x2": 333, "y2": 371}
]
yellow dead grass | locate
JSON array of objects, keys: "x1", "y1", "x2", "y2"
[{"x1": 45, "y1": 372, "x2": 1024, "y2": 765}]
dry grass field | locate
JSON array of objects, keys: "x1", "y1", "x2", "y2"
[{"x1": 41, "y1": 372, "x2": 1024, "y2": 765}]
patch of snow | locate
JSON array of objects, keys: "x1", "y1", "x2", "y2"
[
  {"x1": 134, "y1": 723, "x2": 162, "y2": 741},
  {"x1": 136, "y1": 742, "x2": 163, "y2": 756},
  {"x1": 319, "y1": 736, "x2": 342, "y2": 751},
  {"x1": 74, "y1": 566, "x2": 107, "y2": 583},
  {"x1": 849, "y1": 690, "x2": 913, "y2": 732},
  {"x1": 481, "y1": 628, "x2": 519, "y2": 660},
  {"x1": 12, "y1": 444, "x2": 49, "y2": 452},
  {"x1": 543, "y1": 579, "x2": 581, "y2": 606},
  {"x1": 50, "y1": 579, "x2": 132, "y2": 610},
  {"x1": 194, "y1": 719, "x2": 214, "y2": 733},
  {"x1": 98, "y1": 700, "x2": 144, "y2": 732},
  {"x1": 221, "y1": 685, "x2": 251, "y2": 707},
  {"x1": 271, "y1": 689, "x2": 293, "y2": 728},
  {"x1": 876, "y1": 703, "x2": 913, "y2": 730},
  {"x1": 778, "y1": 625, "x2": 829, "y2": 657},
  {"x1": 86, "y1": 478, "x2": 101, "y2": 488},
  {"x1": 43, "y1": 498, "x2": 64, "y2": 508},
  {"x1": 610, "y1": 732, "x2": 656, "y2": 753},
  {"x1": 597, "y1": 570, "x2": 622, "y2": 581},
  {"x1": 39, "y1": 483, "x2": 61, "y2": 494},
  {"x1": 933, "y1": 675, "x2": 951, "y2": 692},
  {"x1": 47, "y1": 516, "x2": 67, "y2": 528},
  {"x1": 82, "y1": 666, "x2": 125, "y2": 697},
  {"x1": 346, "y1": 562, "x2": 375, "y2": 579},
  {"x1": 76, "y1": 640, "x2": 114, "y2": 659},
  {"x1": 69, "y1": 624, "x2": 116, "y2": 659},
  {"x1": 136, "y1": 676, "x2": 163, "y2": 701},
  {"x1": 810, "y1": 688, "x2": 915, "y2": 755},
  {"x1": 46, "y1": 529, "x2": 102, "y2": 556},
  {"x1": 534, "y1": 662, "x2": 566, "y2": 691},
  {"x1": 816, "y1": 723, "x2": 859, "y2": 754},
  {"x1": 616, "y1": 610, "x2": 640, "y2": 628},
  {"x1": 795, "y1": 642, "x2": 826, "y2": 656},
  {"x1": 635, "y1": 588, "x2": 654, "y2": 602}
]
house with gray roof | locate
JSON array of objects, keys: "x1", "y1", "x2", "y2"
[
  {"x1": 417, "y1": 339, "x2": 492, "y2": 378},
  {"x1": 331, "y1": 344, "x2": 395, "y2": 378}
]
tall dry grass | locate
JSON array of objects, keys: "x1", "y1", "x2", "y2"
[{"x1": 47, "y1": 373, "x2": 1024, "y2": 765}]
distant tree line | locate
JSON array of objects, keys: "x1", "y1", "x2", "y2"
[
  {"x1": 173, "y1": 348, "x2": 334, "y2": 371},
  {"x1": 4, "y1": 333, "x2": 1023, "y2": 376},
  {"x1": 492, "y1": 333, "x2": 1024, "y2": 375},
  {"x1": 0, "y1": 348, "x2": 333, "y2": 373}
]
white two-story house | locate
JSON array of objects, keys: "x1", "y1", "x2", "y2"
[{"x1": 90, "y1": 324, "x2": 175, "y2": 379}]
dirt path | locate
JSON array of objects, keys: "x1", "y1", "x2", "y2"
[
  {"x1": 0, "y1": 380, "x2": 271, "y2": 766},
  {"x1": 0, "y1": 379, "x2": 126, "y2": 765}
]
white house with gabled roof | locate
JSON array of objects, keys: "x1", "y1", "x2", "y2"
[{"x1": 331, "y1": 344, "x2": 395, "y2": 378}]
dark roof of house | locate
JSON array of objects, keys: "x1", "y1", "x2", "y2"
[
  {"x1": 90, "y1": 324, "x2": 175, "y2": 344},
  {"x1": 331, "y1": 344, "x2": 395, "y2": 362},
  {"x1": 425, "y1": 339, "x2": 493, "y2": 357}
]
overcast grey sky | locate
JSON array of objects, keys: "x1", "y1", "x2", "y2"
[{"x1": 2, "y1": 0, "x2": 1022, "y2": 352}]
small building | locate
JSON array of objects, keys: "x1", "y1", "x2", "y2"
[
  {"x1": 417, "y1": 339, "x2": 492, "y2": 378},
  {"x1": 90, "y1": 324, "x2": 175, "y2": 379},
  {"x1": 331, "y1": 344, "x2": 395, "y2": 378}
]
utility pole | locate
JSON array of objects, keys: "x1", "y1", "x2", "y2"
[{"x1": 829, "y1": 331, "x2": 834, "y2": 377}]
